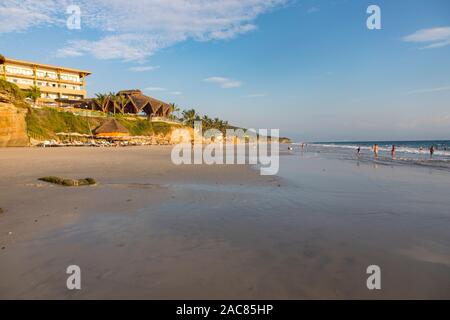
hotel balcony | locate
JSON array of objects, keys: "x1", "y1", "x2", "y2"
[{"x1": 14, "y1": 82, "x2": 87, "y2": 98}]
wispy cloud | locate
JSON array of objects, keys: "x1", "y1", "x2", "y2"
[
  {"x1": 307, "y1": 7, "x2": 319, "y2": 14},
  {"x1": 0, "y1": 4, "x2": 57, "y2": 33},
  {"x1": 56, "y1": 34, "x2": 170, "y2": 61},
  {"x1": 403, "y1": 27, "x2": 450, "y2": 49},
  {"x1": 145, "y1": 87, "x2": 167, "y2": 92},
  {"x1": 170, "y1": 91, "x2": 183, "y2": 96},
  {"x1": 129, "y1": 65, "x2": 160, "y2": 72},
  {"x1": 204, "y1": 77, "x2": 242, "y2": 89},
  {"x1": 405, "y1": 85, "x2": 450, "y2": 95},
  {"x1": 1, "y1": 0, "x2": 287, "y2": 61}
]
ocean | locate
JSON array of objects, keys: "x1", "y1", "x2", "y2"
[{"x1": 291, "y1": 140, "x2": 450, "y2": 171}]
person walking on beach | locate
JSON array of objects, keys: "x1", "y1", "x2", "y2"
[
  {"x1": 430, "y1": 145, "x2": 435, "y2": 158},
  {"x1": 391, "y1": 145, "x2": 396, "y2": 158}
]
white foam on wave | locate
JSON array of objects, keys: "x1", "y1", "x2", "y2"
[{"x1": 309, "y1": 143, "x2": 450, "y2": 158}]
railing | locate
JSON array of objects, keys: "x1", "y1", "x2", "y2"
[{"x1": 151, "y1": 117, "x2": 182, "y2": 124}]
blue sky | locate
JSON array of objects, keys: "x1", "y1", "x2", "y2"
[{"x1": 1, "y1": 0, "x2": 449, "y2": 141}]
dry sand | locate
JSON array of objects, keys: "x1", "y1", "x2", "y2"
[{"x1": 0, "y1": 146, "x2": 449, "y2": 299}]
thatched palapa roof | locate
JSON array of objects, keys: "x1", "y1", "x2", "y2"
[
  {"x1": 117, "y1": 90, "x2": 171, "y2": 116},
  {"x1": 95, "y1": 119, "x2": 129, "y2": 137},
  {"x1": 72, "y1": 89, "x2": 172, "y2": 117}
]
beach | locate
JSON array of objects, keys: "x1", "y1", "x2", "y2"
[{"x1": 0, "y1": 146, "x2": 449, "y2": 299}]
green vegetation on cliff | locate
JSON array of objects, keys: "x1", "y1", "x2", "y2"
[
  {"x1": 116, "y1": 115, "x2": 181, "y2": 136},
  {"x1": 26, "y1": 107, "x2": 182, "y2": 140},
  {"x1": 0, "y1": 79, "x2": 28, "y2": 108},
  {"x1": 26, "y1": 108, "x2": 98, "y2": 139}
]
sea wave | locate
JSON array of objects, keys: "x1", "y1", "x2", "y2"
[
  {"x1": 289, "y1": 142, "x2": 450, "y2": 170},
  {"x1": 309, "y1": 143, "x2": 450, "y2": 157}
]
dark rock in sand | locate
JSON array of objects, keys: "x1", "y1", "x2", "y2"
[{"x1": 38, "y1": 176, "x2": 97, "y2": 187}]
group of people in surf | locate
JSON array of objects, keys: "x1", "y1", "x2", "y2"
[
  {"x1": 356, "y1": 144, "x2": 436, "y2": 159},
  {"x1": 288, "y1": 143, "x2": 306, "y2": 151}
]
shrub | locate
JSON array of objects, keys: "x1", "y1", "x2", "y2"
[{"x1": 0, "y1": 78, "x2": 26, "y2": 101}]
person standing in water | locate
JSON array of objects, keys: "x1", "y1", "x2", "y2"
[
  {"x1": 373, "y1": 144, "x2": 379, "y2": 159},
  {"x1": 357, "y1": 146, "x2": 361, "y2": 155},
  {"x1": 391, "y1": 145, "x2": 396, "y2": 158},
  {"x1": 430, "y1": 145, "x2": 435, "y2": 158}
]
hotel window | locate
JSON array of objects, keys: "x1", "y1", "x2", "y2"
[
  {"x1": 61, "y1": 74, "x2": 79, "y2": 82},
  {"x1": 38, "y1": 71, "x2": 57, "y2": 79},
  {"x1": 18, "y1": 79, "x2": 33, "y2": 85},
  {"x1": 7, "y1": 67, "x2": 33, "y2": 76}
]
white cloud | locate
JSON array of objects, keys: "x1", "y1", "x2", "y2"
[
  {"x1": 403, "y1": 27, "x2": 450, "y2": 49},
  {"x1": 145, "y1": 87, "x2": 167, "y2": 92},
  {"x1": 170, "y1": 91, "x2": 183, "y2": 95},
  {"x1": 55, "y1": 46, "x2": 83, "y2": 57},
  {"x1": 0, "y1": 2, "x2": 60, "y2": 33},
  {"x1": 204, "y1": 76, "x2": 242, "y2": 89},
  {"x1": 129, "y1": 65, "x2": 160, "y2": 72},
  {"x1": 1, "y1": 0, "x2": 286, "y2": 61},
  {"x1": 56, "y1": 34, "x2": 173, "y2": 61},
  {"x1": 206, "y1": 23, "x2": 257, "y2": 40}
]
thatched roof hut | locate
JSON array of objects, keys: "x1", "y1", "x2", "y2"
[
  {"x1": 73, "y1": 89, "x2": 172, "y2": 117},
  {"x1": 117, "y1": 90, "x2": 171, "y2": 116},
  {"x1": 95, "y1": 119, "x2": 129, "y2": 137}
]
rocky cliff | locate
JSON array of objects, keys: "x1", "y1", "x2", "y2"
[{"x1": 0, "y1": 80, "x2": 30, "y2": 147}]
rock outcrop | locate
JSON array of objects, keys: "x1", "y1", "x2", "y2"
[
  {"x1": 0, "y1": 81, "x2": 30, "y2": 147},
  {"x1": 0, "y1": 102, "x2": 29, "y2": 147}
]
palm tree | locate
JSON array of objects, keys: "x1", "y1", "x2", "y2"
[
  {"x1": 108, "y1": 92, "x2": 118, "y2": 115},
  {"x1": 116, "y1": 93, "x2": 128, "y2": 114},
  {"x1": 27, "y1": 85, "x2": 41, "y2": 107},
  {"x1": 201, "y1": 115, "x2": 213, "y2": 130},
  {"x1": 169, "y1": 103, "x2": 181, "y2": 119},
  {"x1": 182, "y1": 109, "x2": 199, "y2": 127},
  {"x1": 94, "y1": 93, "x2": 109, "y2": 113}
]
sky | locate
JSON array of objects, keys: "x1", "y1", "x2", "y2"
[{"x1": 0, "y1": 0, "x2": 449, "y2": 141}]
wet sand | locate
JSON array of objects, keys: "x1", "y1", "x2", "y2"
[{"x1": 0, "y1": 146, "x2": 449, "y2": 299}]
